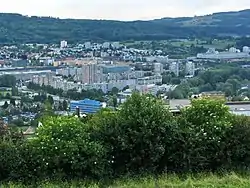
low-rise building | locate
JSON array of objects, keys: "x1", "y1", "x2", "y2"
[
  {"x1": 70, "y1": 99, "x2": 103, "y2": 114},
  {"x1": 137, "y1": 75, "x2": 162, "y2": 85}
]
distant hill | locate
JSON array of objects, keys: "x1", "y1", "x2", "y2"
[{"x1": 0, "y1": 9, "x2": 250, "y2": 44}]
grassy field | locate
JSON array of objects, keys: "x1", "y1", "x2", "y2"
[
  {"x1": 124, "y1": 39, "x2": 236, "y2": 51},
  {"x1": 169, "y1": 39, "x2": 236, "y2": 50},
  {"x1": 2, "y1": 173, "x2": 250, "y2": 188}
]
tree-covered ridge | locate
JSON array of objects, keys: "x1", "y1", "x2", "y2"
[{"x1": 1, "y1": 9, "x2": 250, "y2": 43}]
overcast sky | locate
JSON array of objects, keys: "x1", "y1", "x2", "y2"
[{"x1": 1, "y1": 0, "x2": 250, "y2": 20}]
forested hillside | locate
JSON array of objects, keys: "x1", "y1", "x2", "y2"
[{"x1": 0, "y1": 9, "x2": 250, "y2": 43}]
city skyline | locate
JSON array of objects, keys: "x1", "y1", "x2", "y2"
[{"x1": 1, "y1": 0, "x2": 250, "y2": 21}]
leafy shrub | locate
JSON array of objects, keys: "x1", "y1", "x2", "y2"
[
  {"x1": 0, "y1": 140, "x2": 18, "y2": 180},
  {"x1": 86, "y1": 109, "x2": 120, "y2": 176},
  {"x1": 173, "y1": 98, "x2": 233, "y2": 172},
  {"x1": 3, "y1": 95, "x2": 250, "y2": 181},
  {"x1": 223, "y1": 115, "x2": 250, "y2": 170},
  {"x1": 88, "y1": 93, "x2": 177, "y2": 175},
  {"x1": 0, "y1": 140, "x2": 41, "y2": 181},
  {"x1": 28, "y1": 116, "x2": 108, "y2": 179}
]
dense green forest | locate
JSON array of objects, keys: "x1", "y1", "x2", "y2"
[{"x1": 1, "y1": 9, "x2": 250, "y2": 43}]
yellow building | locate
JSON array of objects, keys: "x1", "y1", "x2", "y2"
[
  {"x1": 53, "y1": 61, "x2": 60, "y2": 67},
  {"x1": 201, "y1": 92, "x2": 226, "y2": 100}
]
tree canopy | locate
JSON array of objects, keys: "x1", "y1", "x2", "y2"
[{"x1": 0, "y1": 10, "x2": 250, "y2": 43}]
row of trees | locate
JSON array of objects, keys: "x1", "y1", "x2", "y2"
[
  {"x1": 27, "y1": 82, "x2": 106, "y2": 102},
  {"x1": 1, "y1": 93, "x2": 250, "y2": 181},
  {"x1": 169, "y1": 63, "x2": 250, "y2": 99}
]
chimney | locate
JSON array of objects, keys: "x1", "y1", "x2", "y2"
[{"x1": 76, "y1": 106, "x2": 80, "y2": 118}]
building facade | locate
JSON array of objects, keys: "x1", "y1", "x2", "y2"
[
  {"x1": 185, "y1": 61, "x2": 195, "y2": 76},
  {"x1": 70, "y1": 99, "x2": 102, "y2": 114},
  {"x1": 169, "y1": 62, "x2": 179, "y2": 77},
  {"x1": 81, "y1": 63, "x2": 102, "y2": 84}
]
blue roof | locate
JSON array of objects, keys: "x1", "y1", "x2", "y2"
[
  {"x1": 70, "y1": 99, "x2": 102, "y2": 114},
  {"x1": 71, "y1": 99, "x2": 101, "y2": 105}
]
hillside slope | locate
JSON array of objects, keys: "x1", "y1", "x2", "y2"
[{"x1": 0, "y1": 9, "x2": 250, "y2": 44}]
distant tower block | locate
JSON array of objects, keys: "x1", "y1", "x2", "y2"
[{"x1": 60, "y1": 40, "x2": 68, "y2": 48}]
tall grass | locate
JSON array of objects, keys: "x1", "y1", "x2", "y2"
[{"x1": 2, "y1": 173, "x2": 250, "y2": 188}]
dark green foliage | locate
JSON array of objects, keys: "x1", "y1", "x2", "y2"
[
  {"x1": 172, "y1": 98, "x2": 233, "y2": 172},
  {"x1": 47, "y1": 95, "x2": 54, "y2": 105},
  {"x1": 62, "y1": 100, "x2": 68, "y2": 111},
  {"x1": 27, "y1": 83, "x2": 104, "y2": 102},
  {"x1": 223, "y1": 115, "x2": 250, "y2": 169},
  {"x1": 10, "y1": 98, "x2": 16, "y2": 106},
  {"x1": 0, "y1": 141, "x2": 19, "y2": 180},
  {"x1": 29, "y1": 116, "x2": 108, "y2": 179},
  {"x1": 11, "y1": 87, "x2": 18, "y2": 96},
  {"x1": 88, "y1": 93, "x2": 176, "y2": 175},
  {"x1": 170, "y1": 63, "x2": 250, "y2": 99},
  {"x1": 0, "y1": 75, "x2": 16, "y2": 87},
  {"x1": 2, "y1": 95, "x2": 250, "y2": 182},
  {"x1": 0, "y1": 10, "x2": 250, "y2": 43}
]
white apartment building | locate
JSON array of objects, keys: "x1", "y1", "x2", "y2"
[
  {"x1": 154, "y1": 63, "x2": 164, "y2": 74},
  {"x1": 137, "y1": 75, "x2": 162, "y2": 85},
  {"x1": 185, "y1": 61, "x2": 195, "y2": 76},
  {"x1": 243, "y1": 46, "x2": 250, "y2": 53},
  {"x1": 128, "y1": 71, "x2": 145, "y2": 79},
  {"x1": 197, "y1": 47, "x2": 250, "y2": 60},
  {"x1": 107, "y1": 79, "x2": 137, "y2": 91},
  {"x1": 84, "y1": 42, "x2": 91, "y2": 49},
  {"x1": 169, "y1": 62, "x2": 179, "y2": 77},
  {"x1": 229, "y1": 47, "x2": 238, "y2": 53},
  {"x1": 56, "y1": 68, "x2": 70, "y2": 77},
  {"x1": 63, "y1": 81, "x2": 77, "y2": 91},
  {"x1": 81, "y1": 63, "x2": 103, "y2": 84},
  {"x1": 32, "y1": 74, "x2": 51, "y2": 86},
  {"x1": 136, "y1": 84, "x2": 159, "y2": 96},
  {"x1": 32, "y1": 75, "x2": 39, "y2": 84},
  {"x1": 60, "y1": 40, "x2": 68, "y2": 48},
  {"x1": 51, "y1": 76, "x2": 64, "y2": 89},
  {"x1": 102, "y1": 42, "x2": 110, "y2": 49},
  {"x1": 145, "y1": 56, "x2": 169, "y2": 63}
]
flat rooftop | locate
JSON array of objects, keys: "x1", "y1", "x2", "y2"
[{"x1": 169, "y1": 99, "x2": 250, "y2": 111}]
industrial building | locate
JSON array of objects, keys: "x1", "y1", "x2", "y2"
[
  {"x1": 70, "y1": 99, "x2": 103, "y2": 114},
  {"x1": 197, "y1": 47, "x2": 250, "y2": 60}
]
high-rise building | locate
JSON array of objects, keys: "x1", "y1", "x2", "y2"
[
  {"x1": 185, "y1": 61, "x2": 195, "y2": 76},
  {"x1": 84, "y1": 42, "x2": 91, "y2": 49},
  {"x1": 154, "y1": 63, "x2": 163, "y2": 74},
  {"x1": 81, "y1": 63, "x2": 103, "y2": 84},
  {"x1": 169, "y1": 62, "x2": 179, "y2": 77},
  {"x1": 243, "y1": 46, "x2": 250, "y2": 53},
  {"x1": 103, "y1": 42, "x2": 110, "y2": 49},
  {"x1": 60, "y1": 40, "x2": 68, "y2": 48}
]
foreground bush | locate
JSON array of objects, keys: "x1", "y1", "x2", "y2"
[
  {"x1": 28, "y1": 116, "x2": 108, "y2": 179},
  {"x1": 0, "y1": 119, "x2": 26, "y2": 181},
  {"x1": 171, "y1": 98, "x2": 233, "y2": 172},
  {"x1": 224, "y1": 115, "x2": 250, "y2": 170},
  {"x1": 88, "y1": 93, "x2": 177, "y2": 175},
  {"x1": 2, "y1": 94, "x2": 250, "y2": 181}
]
